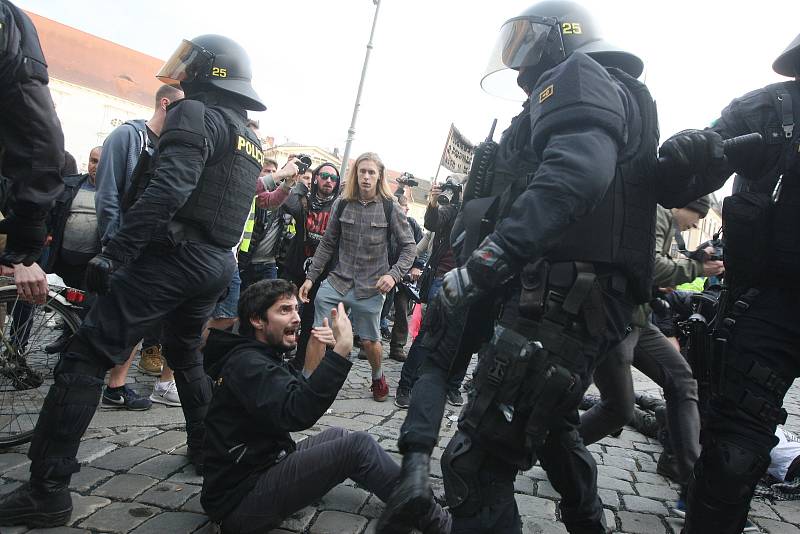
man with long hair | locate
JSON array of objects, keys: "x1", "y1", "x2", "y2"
[{"x1": 300, "y1": 152, "x2": 415, "y2": 402}]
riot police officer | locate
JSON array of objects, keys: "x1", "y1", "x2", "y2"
[
  {"x1": 0, "y1": 35, "x2": 265, "y2": 528},
  {"x1": 377, "y1": 3, "x2": 731, "y2": 533},
  {"x1": 659, "y1": 33, "x2": 800, "y2": 534},
  {"x1": 0, "y1": 0, "x2": 65, "y2": 300}
]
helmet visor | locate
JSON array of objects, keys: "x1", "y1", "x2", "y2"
[
  {"x1": 156, "y1": 39, "x2": 214, "y2": 86},
  {"x1": 481, "y1": 17, "x2": 556, "y2": 99}
]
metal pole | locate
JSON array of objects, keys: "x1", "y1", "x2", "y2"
[{"x1": 339, "y1": 0, "x2": 382, "y2": 182}]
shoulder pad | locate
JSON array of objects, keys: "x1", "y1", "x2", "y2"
[
  {"x1": 529, "y1": 53, "x2": 627, "y2": 153},
  {"x1": 160, "y1": 99, "x2": 207, "y2": 151}
]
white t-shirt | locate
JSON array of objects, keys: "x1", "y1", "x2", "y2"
[{"x1": 769, "y1": 427, "x2": 800, "y2": 481}]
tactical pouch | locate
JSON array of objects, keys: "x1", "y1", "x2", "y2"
[
  {"x1": 770, "y1": 182, "x2": 800, "y2": 282},
  {"x1": 722, "y1": 192, "x2": 772, "y2": 285}
]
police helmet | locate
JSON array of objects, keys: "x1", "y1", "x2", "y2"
[
  {"x1": 482, "y1": 1, "x2": 643, "y2": 98},
  {"x1": 157, "y1": 34, "x2": 266, "y2": 111},
  {"x1": 773, "y1": 33, "x2": 800, "y2": 77}
]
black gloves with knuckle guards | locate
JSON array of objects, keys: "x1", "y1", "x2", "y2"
[
  {"x1": 85, "y1": 253, "x2": 124, "y2": 295},
  {"x1": 659, "y1": 129, "x2": 726, "y2": 176},
  {"x1": 440, "y1": 237, "x2": 516, "y2": 314}
]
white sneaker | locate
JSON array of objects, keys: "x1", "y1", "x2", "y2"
[{"x1": 150, "y1": 380, "x2": 181, "y2": 407}]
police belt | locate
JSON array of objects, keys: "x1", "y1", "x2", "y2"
[
  {"x1": 166, "y1": 220, "x2": 219, "y2": 247},
  {"x1": 516, "y1": 260, "x2": 626, "y2": 338}
]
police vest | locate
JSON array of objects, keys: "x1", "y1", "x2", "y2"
[
  {"x1": 544, "y1": 69, "x2": 659, "y2": 303},
  {"x1": 722, "y1": 81, "x2": 800, "y2": 289},
  {"x1": 173, "y1": 107, "x2": 262, "y2": 249}
]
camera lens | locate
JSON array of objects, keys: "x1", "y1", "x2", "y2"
[{"x1": 438, "y1": 189, "x2": 454, "y2": 205}]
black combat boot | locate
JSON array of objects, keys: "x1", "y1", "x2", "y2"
[
  {"x1": 0, "y1": 476, "x2": 72, "y2": 528},
  {"x1": 375, "y1": 452, "x2": 433, "y2": 534},
  {"x1": 186, "y1": 422, "x2": 205, "y2": 475}
]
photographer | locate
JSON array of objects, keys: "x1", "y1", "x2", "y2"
[
  {"x1": 395, "y1": 174, "x2": 468, "y2": 408},
  {"x1": 655, "y1": 200, "x2": 724, "y2": 285},
  {"x1": 381, "y1": 194, "x2": 424, "y2": 361}
]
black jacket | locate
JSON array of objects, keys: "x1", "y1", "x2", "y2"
[
  {"x1": 45, "y1": 173, "x2": 95, "y2": 271},
  {"x1": 200, "y1": 329, "x2": 352, "y2": 522},
  {"x1": 280, "y1": 179, "x2": 340, "y2": 285}
]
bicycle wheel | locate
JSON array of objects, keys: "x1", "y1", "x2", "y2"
[{"x1": 0, "y1": 286, "x2": 81, "y2": 448}]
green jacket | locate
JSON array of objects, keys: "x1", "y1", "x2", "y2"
[{"x1": 632, "y1": 206, "x2": 704, "y2": 327}]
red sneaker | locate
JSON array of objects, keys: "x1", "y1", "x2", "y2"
[{"x1": 371, "y1": 374, "x2": 389, "y2": 402}]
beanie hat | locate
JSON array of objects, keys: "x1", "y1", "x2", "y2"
[{"x1": 683, "y1": 195, "x2": 711, "y2": 217}]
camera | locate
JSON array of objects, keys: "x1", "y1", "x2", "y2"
[
  {"x1": 294, "y1": 154, "x2": 313, "y2": 175},
  {"x1": 395, "y1": 172, "x2": 419, "y2": 198},
  {"x1": 687, "y1": 237, "x2": 724, "y2": 262},
  {"x1": 438, "y1": 176, "x2": 463, "y2": 206}
]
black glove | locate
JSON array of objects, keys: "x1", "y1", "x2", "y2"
[
  {"x1": 440, "y1": 237, "x2": 515, "y2": 314},
  {"x1": 440, "y1": 266, "x2": 484, "y2": 314},
  {"x1": 659, "y1": 129, "x2": 725, "y2": 176},
  {"x1": 465, "y1": 237, "x2": 516, "y2": 290},
  {"x1": 85, "y1": 253, "x2": 124, "y2": 295},
  {"x1": 0, "y1": 212, "x2": 48, "y2": 267}
]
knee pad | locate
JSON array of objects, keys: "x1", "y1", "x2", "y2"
[
  {"x1": 697, "y1": 437, "x2": 770, "y2": 504},
  {"x1": 441, "y1": 432, "x2": 484, "y2": 514}
]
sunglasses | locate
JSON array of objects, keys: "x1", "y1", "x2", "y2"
[{"x1": 317, "y1": 172, "x2": 338, "y2": 182}]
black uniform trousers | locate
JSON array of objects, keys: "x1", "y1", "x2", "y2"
[
  {"x1": 684, "y1": 287, "x2": 800, "y2": 534},
  {"x1": 0, "y1": 2, "x2": 64, "y2": 211},
  {"x1": 399, "y1": 285, "x2": 632, "y2": 534},
  {"x1": 27, "y1": 241, "x2": 235, "y2": 481}
]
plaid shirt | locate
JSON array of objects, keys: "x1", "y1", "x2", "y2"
[{"x1": 306, "y1": 196, "x2": 415, "y2": 299}]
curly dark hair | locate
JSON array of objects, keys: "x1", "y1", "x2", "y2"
[{"x1": 237, "y1": 279, "x2": 297, "y2": 339}]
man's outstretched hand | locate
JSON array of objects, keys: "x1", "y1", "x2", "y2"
[{"x1": 311, "y1": 317, "x2": 336, "y2": 347}]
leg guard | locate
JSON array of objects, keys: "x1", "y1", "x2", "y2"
[
  {"x1": 538, "y1": 427, "x2": 605, "y2": 533},
  {"x1": 28, "y1": 354, "x2": 106, "y2": 483},
  {"x1": 684, "y1": 436, "x2": 770, "y2": 534},
  {"x1": 171, "y1": 363, "x2": 212, "y2": 448},
  {"x1": 442, "y1": 433, "x2": 521, "y2": 533}
]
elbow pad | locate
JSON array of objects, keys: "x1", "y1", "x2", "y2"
[
  {"x1": 530, "y1": 53, "x2": 627, "y2": 155},
  {"x1": 159, "y1": 99, "x2": 208, "y2": 153}
]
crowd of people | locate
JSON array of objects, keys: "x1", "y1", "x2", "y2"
[{"x1": 0, "y1": 1, "x2": 798, "y2": 534}]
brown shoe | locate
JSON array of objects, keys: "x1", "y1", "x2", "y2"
[
  {"x1": 139, "y1": 345, "x2": 163, "y2": 376},
  {"x1": 389, "y1": 348, "x2": 407, "y2": 362}
]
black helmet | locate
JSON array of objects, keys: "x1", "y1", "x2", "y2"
[
  {"x1": 482, "y1": 1, "x2": 643, "y2": 97},
  {"x1": 157, "y1": 34, "x2": 266, "y2": 111},
  {"x1": 773, "y1": 33, "x2": 800, "y2": 77}
]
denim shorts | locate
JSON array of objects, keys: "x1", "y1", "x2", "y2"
[
  {"x1": 313, "y1": 279, "x2": 384, "y2": 341},
  {"x1": 212, "y1": 267, "x2": 241, "y2": 319}
]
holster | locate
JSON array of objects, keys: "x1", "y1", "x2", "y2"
[
  {"x1": 458, "y1": 262, "x2": 605, "y2": 469},
  {"x1": 722, "y1": 192, "x2": 772, "y2": 288}
]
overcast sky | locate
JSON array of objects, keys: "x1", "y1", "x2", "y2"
[{"x1": 18, "y1": 0, "x2": 800, "y2": 193}]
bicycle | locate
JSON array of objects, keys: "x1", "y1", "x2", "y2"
[{"x1": 0, "y1": 275, "x2": 86, "y2": 448}]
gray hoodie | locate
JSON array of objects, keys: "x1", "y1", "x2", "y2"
[{"x1": 95, "y1": 119, "x2": 151, "y2": 245}]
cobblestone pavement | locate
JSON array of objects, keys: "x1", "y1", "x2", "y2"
[{"x1": 1, "y1": 342, "x2": 799, "y2": 534}]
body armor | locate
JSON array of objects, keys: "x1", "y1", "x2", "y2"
[
  {"x1": 173, "y1": 106, "x2": 261, "y2": 248},
  {"x1": 545, "y1": 68, "x2": 660, "y2": 303}
]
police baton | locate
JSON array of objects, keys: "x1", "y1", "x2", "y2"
[{"x1": 657, "y1": 132, "x2": 763, "y2": 166}]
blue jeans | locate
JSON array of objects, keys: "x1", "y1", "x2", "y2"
[{"x1": 240, "y1": 262, "x2": 278, "y2": 293}]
